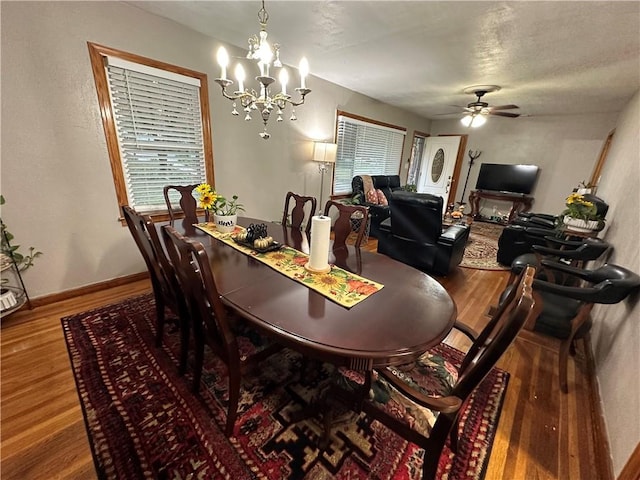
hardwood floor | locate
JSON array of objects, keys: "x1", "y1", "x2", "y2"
[{"x1": 0, "y1": 246, "x2": 604, "y2": 479}]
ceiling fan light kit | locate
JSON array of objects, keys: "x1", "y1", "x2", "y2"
[{"x1": 459, "y1": 85, "x2": 520, "y2": 127}]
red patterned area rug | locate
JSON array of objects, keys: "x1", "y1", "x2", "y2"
[
  {"x1": 460, "y1": 222, "x2": 509, "y2": 271},
  {"x1": 62, "y1": 294, "x2": 509, "y2": 480}
]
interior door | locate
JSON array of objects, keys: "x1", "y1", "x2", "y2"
[{"x1": 417, "y1": 136, "x2": 462, "y2": 214}]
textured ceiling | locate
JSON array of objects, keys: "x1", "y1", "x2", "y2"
[{"x1": 127, "y1": 1, "x2": 640, "y2": 120}]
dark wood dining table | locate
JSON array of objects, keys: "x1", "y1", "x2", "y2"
[{"x1": 176, "y1": 216, "x2": 457, "y2": 371}]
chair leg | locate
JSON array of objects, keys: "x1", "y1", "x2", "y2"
[
  {"x1": 449, "y1": 423, "x2": 459, "y2": 454},
  {"x1": 225, "y1": 369, "x2": 241, "y2": 437},
  {"x1": 155, "y1": 297, "x2": 166, "y2": 347},
  {"x1": 559, "y1": 304, "x2": 593, "y2": 394},
  {"x1": 192, "y1": 340, "x2": 205, "y2": 394},
  {"x1": 421, "y1": 449, "x2": 440, "y2": 480},
  {"x1": 558, "y1": 339, "x2": 571, "y2": 394},
  {"x1": 178, "y1": 315, "x2": 190, "y2": 376}
]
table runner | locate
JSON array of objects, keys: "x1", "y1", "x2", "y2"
[{"x1": 195, "y1": 223, "x2": 383, "y2": 308}]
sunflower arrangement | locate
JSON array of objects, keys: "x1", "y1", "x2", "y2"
[
  {"x1": 561, "y1": 193, "x2": 598, "y2": 221},
  {"x1": 196, "y1": 184, "x2": 244, "y2": 216}
]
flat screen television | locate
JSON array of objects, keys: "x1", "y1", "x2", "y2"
[{"x1": 475, "y1": 163, "x2": 540, "y2": 195}]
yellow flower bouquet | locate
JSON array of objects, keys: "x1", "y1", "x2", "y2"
[{"x1": 196, "y1": 184, "x2": 244, "y2": 216}]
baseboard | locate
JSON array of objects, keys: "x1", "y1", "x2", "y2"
[
  {"x1": 29, "y1": 272, "x2": 149, "y2": 308},
  {"x1": 584, "y1": 333, "x2": 614, "y2": 480}
]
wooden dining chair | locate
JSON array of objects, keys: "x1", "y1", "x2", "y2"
[
  {"x1": 329, "y1": 266, "x2": 536, "y2": 480},
  {"x1": 282, "y1": 191, "x2": 317, "y2": 236},
  {"x1": 121, "y1": 206, "x2": 191, "y2": 374},
  {"x1": 162, "y1": 225, "x2": 283, "y2": 437},
  {"x1": 323, "y1": 200, "x2": 369, "y2": 250},
  {"x1": 163, "y1": 184, "x2": 201, "y2": 227}
]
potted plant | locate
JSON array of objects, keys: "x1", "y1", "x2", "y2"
[
  {"x1": 1, "y1": 195, "x2": 42, "y2": 312},
  {"x1": 559, "y1": 192, "x2": 604, "y2": 232},
  {"x1": 196, "y1": 184, "x2": 245, "y2": 233}
]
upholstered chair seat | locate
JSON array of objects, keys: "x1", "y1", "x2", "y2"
[{"x1": 336, "y1": 350, "x2": 459, "y2": 436}]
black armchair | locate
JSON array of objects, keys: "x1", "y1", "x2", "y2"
[
  {"x1": 351, "y1": 175, "x2": 402, "y2": 238},
  {"x1": 530, "y1": 261, "x2": 640, "y2": 392},
  {"x1": 508, "y1": 236, "x2": 611, "y2": 284},
  {"x1": 497, "y1": 224, "x2": 559, "y2": 266},
  {"x1": 376, "y1": 191, "x2": 470, "y2": 276}
]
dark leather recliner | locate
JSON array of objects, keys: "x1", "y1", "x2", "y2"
[
  {"x1": 351, "y1": 175, "x2": 402, "y2": 238},
  {"x1": 376, "y1": 191, "x2": 470, "y2": 276}
]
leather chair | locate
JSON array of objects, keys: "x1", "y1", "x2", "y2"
[
  {"x1": 508, "y1": 236, "x2": 611, "y2": 284},
  {"x1": 351, "y1": 175, "x2": 402, "y2": 238},
  {"x1": 376, "y1": 191, "x2": 470, "y2": 276},
  {"x1": 497, "y1": 224, "x2": 559, "y2": 266},
  {"x1": 529, "y1": 261, "x2": 640, "y2": 393}
]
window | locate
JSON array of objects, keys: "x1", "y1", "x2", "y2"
[
  {"x1": 333, "y1": 112, "x2": 406, "y2": 195},
  {"x1": 88, "y1": 43, "x2": 214, "y2": 217},
  {"x1": 406, "y1": 131, "x2": 429, "y2": 186}
]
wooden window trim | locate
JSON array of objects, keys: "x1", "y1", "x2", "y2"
[
  {"x1": 87, "y1": 42, "x2": 215, "y2": 224},
  {"x1": 333, "y1": 110, "x2": 408, "y2": 195}
]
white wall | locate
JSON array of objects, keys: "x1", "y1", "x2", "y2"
[
  {"x1": 589, "y1": 89, "x2": 640, "y2": 476},
  {"x1": 430, "y1": 114, "x2": 617, "y2": 217},
  {"x1": 0, "y1": 1, "x2": 430, "y2": 298}
]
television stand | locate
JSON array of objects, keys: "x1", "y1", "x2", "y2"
[{"x1": 469, "y1": 190, "x2": 534, "y2": 223}]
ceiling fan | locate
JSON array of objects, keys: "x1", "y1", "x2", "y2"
[
  {"x1": 445, "y1": 85, "x2": 520, "y2": 127},
  {"x1": 463, "y1": 89, "x2": 520, "y2": 118}
]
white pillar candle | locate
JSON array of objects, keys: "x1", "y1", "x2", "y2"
[{"x1": 308, "y1": 215, "x2": 331, "y2": 271}]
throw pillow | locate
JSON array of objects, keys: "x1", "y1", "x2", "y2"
[
  {"x1": 366, "y1": 189, "x2": 379, "y2": 205},
  {"x1": 377, "y1": 189, "x2": 388, "y2": 206}
]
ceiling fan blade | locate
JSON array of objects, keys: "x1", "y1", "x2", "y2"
[
  {"x1": 488, "y1": 104, "x2": 519, "y2": 111},
  {"x1": 489, "y1": 111, "x2": 520, "y2": 118}
]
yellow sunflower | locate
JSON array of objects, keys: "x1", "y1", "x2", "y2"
[
  {"x1": 318, "y1": 275, "x2": 339, "y2": 287},
  {"x1": 196, "y1": 183, "x2": 212, "y2": 195},
  {"x1": 199, "y1": 191, "x2": 217, "y2": 210}
]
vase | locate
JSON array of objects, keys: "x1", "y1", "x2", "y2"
[
  {"x1": 213, "y1": 214, "x2": 237, "y2": 233},
  {"x1": 563, "y1": 216, "x2": 599, "y2": 232}
]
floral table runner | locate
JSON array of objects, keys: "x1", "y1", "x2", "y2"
[{"x1": 195, "y1": 223, "x2": 383, "y2": 308}]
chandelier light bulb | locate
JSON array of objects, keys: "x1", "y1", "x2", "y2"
[
  {"x1": 216, "y1": 47, "x2": 229, "y2": 80},
  {"x1": 258, "y1": 41, "x2": 273, "y2": 67},
  {"x1": 235, "y1": 64, "x2": 246, "y2": 92},
  {"x1": 299, "y1": 57, "x2": 309, "y2": 89},
  {"x1": 279, "y1": 68, "x2": 289, "y2": 95}
]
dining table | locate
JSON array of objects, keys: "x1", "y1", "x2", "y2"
[{"x1": 174, "y1": 216, "x2": 457, "y2": 371}]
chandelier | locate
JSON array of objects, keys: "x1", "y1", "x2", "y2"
[{"x1": 214, "y1": 0, "x2": 311, "y2": 139}]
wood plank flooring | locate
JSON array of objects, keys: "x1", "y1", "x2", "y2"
[{"x1": 0, "y1": 245, "x2": 603, "y2": 479}]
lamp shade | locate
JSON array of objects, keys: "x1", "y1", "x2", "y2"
[{"x1": 312, "y1": 142, "x2": 337, "y2": 163}]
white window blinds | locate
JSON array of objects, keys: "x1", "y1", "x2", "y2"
[
  {"x1": 105, "y1": 57, "x2": 206, "y2": 212},
  {"x1": 333, "y1": 115, "x2": 406, "y2": 195}
]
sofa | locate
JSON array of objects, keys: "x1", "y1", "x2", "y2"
[
  {"x1": 376, "y1": 191, "x2": 470, "y2": 276},
  {"x1": 351, "y1": 175, "x2": 402, "y2": 238}
]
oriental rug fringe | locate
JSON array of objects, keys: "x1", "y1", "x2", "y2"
[{"x1": 62, "y1": 294, "x2": 509, "y2": 480}]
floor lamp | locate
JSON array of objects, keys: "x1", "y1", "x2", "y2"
[{"x1": 312, "y1": 142, "x2": 337, "y2": 209}]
